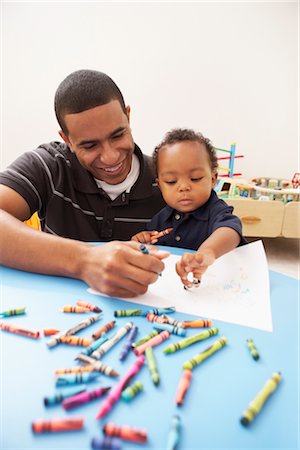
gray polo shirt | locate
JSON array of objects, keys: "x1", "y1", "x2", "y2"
[{"x1": 0, "y1": 142, "x2": 166, "y2": 241}]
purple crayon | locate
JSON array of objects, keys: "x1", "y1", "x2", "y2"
[
  {"x1": 119, "y1": 325, "x2": 138, "y2": 361},
  {"x1": 62, "y1": 386, "x2": 111, "y2": 410},
  {"x1": 91, "y1": 436, "x2": 122, "y2": 450}
]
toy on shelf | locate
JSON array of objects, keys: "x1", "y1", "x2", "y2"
[{"x1": 215, "y1": 142, "x2": 244, "y2": 178}]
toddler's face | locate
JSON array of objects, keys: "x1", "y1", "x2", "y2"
[{"x1": 156, "y1": 141, "x2": 217, "y2": 213}]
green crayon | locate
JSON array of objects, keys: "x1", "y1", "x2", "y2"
[
  {"x1": 145, "y1": 347, "x2": 160, "y2": 385},
  {"x1": 0, "y1": 307, "x2": 26, "y2": 317},
  {"x1": 121, "y1": 381, "x2": 143, "y2": 401},
  {"x1": 240, "y1": 372, "x2": 282, "y2": 426},
  {"x1": 163, "y1": 327, "x2": 219, "y2": 354},
  {"x1": 114, "y1": 309, "x2": 142, "y2": 317},
  {"x1": 182, "y1": 336, "x2": 228, "y2": 369},
  {"x1": 246, "y1": 338, "x2": 260, "y2": 361},
  {"x1": 132, "y1": 330, "x2": 159, "y2": 348}
]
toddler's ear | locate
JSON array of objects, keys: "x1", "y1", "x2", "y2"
[
  {"x1": 156, "y1": 178, "x2": 161, "y2": 189},
  {"x1": 212, "y1": 172, "x2": 218, "y2": 187}
]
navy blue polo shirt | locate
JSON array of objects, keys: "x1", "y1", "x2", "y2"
[{"x1": 147, "y1": 190, "x2": 247, "y2": 250}]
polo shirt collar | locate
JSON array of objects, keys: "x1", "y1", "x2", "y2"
[{"x1": 164, "y1": 191, "x2": 217, "y2": 222}]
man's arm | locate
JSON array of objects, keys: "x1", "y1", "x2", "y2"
[{"x1": 0, "y1": 186, "x2": 169, "y2": 298}]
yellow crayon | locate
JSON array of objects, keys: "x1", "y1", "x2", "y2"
[
  {"x1": 240, "y1": 372, "x2": 282, "y2": 426},
  {"x1": 61, "y1": 306, "x2": 90, "y2": 313},
  {"x1": 182, "y1": 337, "x2": 228, "y2": 369}
]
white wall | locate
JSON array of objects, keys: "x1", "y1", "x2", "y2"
[{"x1": 2, "y1": 1, "x2": 298, "y2": 180}]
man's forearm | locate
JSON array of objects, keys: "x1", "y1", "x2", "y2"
[{"x1": 0, "y1": 209, "x2": 88, "y2": 278}]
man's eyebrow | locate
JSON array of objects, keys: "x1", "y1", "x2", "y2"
[
  {"x1": 110, "y1": 126, "x2": 126, "y2": 136},
  {"x1": 78, "y1": 139, "x2": 99, "y2": 147}
]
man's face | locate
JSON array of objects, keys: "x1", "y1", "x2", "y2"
[{"x1": 60, "y1": 100, "x2": 135, "y2": 185}]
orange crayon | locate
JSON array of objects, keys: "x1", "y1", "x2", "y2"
[
  {"x1": 92, "y1": 320, "x2": 116, "y2": 339},
  {"x1": 55, "y1": 365, "x2": 96, "y2": 375},
  {"x1": 32, "y1": 417, "x2": 84, "y2": 433},
  {"x1": 150, "y1": 227, "x2": 174, "y2": 243},
  {"x1": 44, "y1": 328, "x2": 60, "y2": 336},
  {"x1": 76, "y1": 300, "x2": 102, "y2": 313},
  {"x1": 182, "y1": 319, "x2": 212, "y2": 328},
  {"x1": 0, "y1": 322, "x2": 40, "y2": 339},
  {"x1": 103, "y1": 422, "x2": 148, "y2": 444},
  {"x1": 61, "y1": 306, "x2": 90, "y2": 313},
  {"x1": 175, "y1": 369, "x2": 192, "y2": 406},
  {"x1": 146, "y1": 313, "x2": 168, "y2": 324},
  {"x1": 60, "y1": 336, "x2": 93, "y2": 347}
]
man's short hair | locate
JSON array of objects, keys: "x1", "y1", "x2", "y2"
[{"x1": 54, "y1": 69, "x2": 126, "y2": 134}]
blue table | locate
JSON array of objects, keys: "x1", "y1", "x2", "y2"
[{"x1": 0, "y1": 247, "x2": 299, "y2": 449}]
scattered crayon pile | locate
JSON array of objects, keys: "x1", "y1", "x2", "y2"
[{"x1": 1, "y1": 301, "x2": 282, "y2": 448}]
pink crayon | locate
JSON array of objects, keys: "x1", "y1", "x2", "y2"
[
  {"x1": 62, "y1": 386, "x2": 111, "y2": 410},
  {"x1": 95, "y1": 356, "x2": 145, "y2": 420},
  {"x1": 134, "y1": 331, "x2": 170, "y2": 356}
]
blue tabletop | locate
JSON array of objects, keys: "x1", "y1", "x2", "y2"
[{"x1": 0, "y1": 246, "x2": 299, "y2": 450}]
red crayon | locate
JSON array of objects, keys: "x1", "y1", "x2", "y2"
[
  {"x1": 0, "y1": 322, "x2": 40, "y2": 339},
  {"x1": 32, "y1": 417, "x2": 84, "y2": 433},
  {"x1": 175, "y1": 369, "x2": 192, "y2": 406},
  {"x1": 103, "y1": 422, "x2": 148, "y2": 443}
]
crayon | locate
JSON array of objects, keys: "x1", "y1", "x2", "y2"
[
  {"x1": 121, "y1": 381, "x2": 143, "y2": 401},
  {"x1": 76, "y1": 300, "x2": 102, "y2": 313},
  {"x1": 166, "y1": 414, "x2": 181, "y2": 450},
  {"x1": 182, "y1": 336, "x2": 228, "y2": 369},
  {"x1": 44, "y1": 386, "x2": 87, "y2": 406},
  {"x1": 103, "y1": 422, "x2": 148, "y2": 443},
  {"x1": 163, "y1": 328, "x2": 219, "y2": 354},
  {"x1": 91, "y1": 436, "x2": 122, "y2": 450},
  {"x1": 132, "y1": 330, "x2": 159, "y2": 348},
  {"x1": 60, "y1": 336, "x2": 93, "y2": 347},
  {"x1": 55, "y1": 365, "x2": 98, "y2": 375},
  {"x1": 62, "y1": 386, "x2": 111, "y2": 410},
  {"x1": 65, "y1": 313, "x2": 102, "y2": 336},
  {"x1": 145, "y1": 347, "x2": 160, "y2": 385},
  {"x1": 91, "y1": 322, "x2": 133, "y2": 360},
  {"x1": 153, "y1": 322, "x2": 186, "y2": 337},
  {"x1": 144, "y1": 306, "x2": 176, "y2": 316},
  {"x1": 139, "y1": 243, "x2": 149, "y2": 255},
  {"x1": 134, "y1": 331, "x2": 170, "y2": 356},
  {"x1": 0, "y1": 307, "x2": 26, "y2": 317},
  {"x1": 114, "y1": 309, "x2": 142, "y2": 317},
  {"x1": 55, "y1": 372, "x2": 100, "y2": 386},
  {"x1": 92, "y1": 320, "x2": 116, "y2": 340},
  {"x1": 246, "y1": 338, "x2": 260, "y2": 361},
  {"x1": 32, "y1": 417, "x2": 84, "y2": 433},
  {"x1": 75, "y1": 353, "x2": 119, "y2": 377},
  {"x1": 43, "y1": 328, "x2": 60, "y2": 336},
  {"x1": 150, "y1": 227, "x2": 174, "y2": 243},
  {"x1": 146, "y1": 313, "x2": 168, "y2": 324},
  {"x1": 95, "y1": 356, "x2": 145, "y2": 419},
  {"x1": 79, "y1": 333, "x2": 108, "y2": 356},
  {"x1": 0, "y1": 322, "x2": 40, "y2": 339},
  {"x1": 61, "y1": 306, "x2": 90, "y2": 313},
  {"x1": 119, "y1": 325, "x2": 138, "y2": 361},
  {"x1": 240, "y1": 372, "x2": 282, "y2": 426},
  {"x1": 161, "y1": 314, "x2": 182, "y2": 327},
  {"x1": 181, "y1": 319, "x2": 212, "y2": 328},
  {"x1": 175, "y1": 370, "x2": 192, "y2": 406}
]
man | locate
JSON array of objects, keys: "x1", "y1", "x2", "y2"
[{"x1": 0, "y1": 70, "x2": 168, "y2": 298}]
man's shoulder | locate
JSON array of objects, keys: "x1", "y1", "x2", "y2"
[{"x1": 36, "y1": 141, "x2": 70, "y2": 158}]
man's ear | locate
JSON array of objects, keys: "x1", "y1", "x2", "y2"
[
  {"x1": 212, "y1": 172, "x2": 218, "y2": 188},
  {"x1": 59, "y1": 130, "x2": 74, "y2": 152},
  {"x1": 125, "y1": 105, "x2": 131, "y2": 123}
]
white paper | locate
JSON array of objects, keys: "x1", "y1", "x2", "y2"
[{"x1": 88, "y1": 240, "x2": 272, "y2": 332}]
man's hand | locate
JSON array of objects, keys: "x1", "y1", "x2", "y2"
[{"x1": 79, "y1": 241, "x2": 170, "y2": 298}]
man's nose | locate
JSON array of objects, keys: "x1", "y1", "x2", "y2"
[{"x1": 98, "y1": 142, "x2": 120, "y2": 166}]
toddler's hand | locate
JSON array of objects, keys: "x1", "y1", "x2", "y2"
[
  {"x1": 131, "y1": 230, "x2": 159, "y2": 244},
  {"x1": 176, "y1": 249, "x2": 215, "y2": 288}
]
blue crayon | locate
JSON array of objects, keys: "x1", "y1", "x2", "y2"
[
  {"x1": 55, "y1": 372, "x2": 100, "y2": 386},
  {"x1": 143, "y1": 306, "x2": 176, "y2": 316},
  {"x1": 119, "y1": 325, "x2": 138, "y2": 361},
  {"x1": 153, "y1": 322, "x2": 186, "y2": 337},
  {"x1": 167, "y1": 414, "x2": 181, "y2": 450},
  {"x1": 44, "y1": 386, "x2": 87, "y2": 406},
  {"x1": 80, "y1": 333, "x2": 108, "y2": 356},
  {"x1": 91, "y1": 436, "x2": 122, "y2": 450}
]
